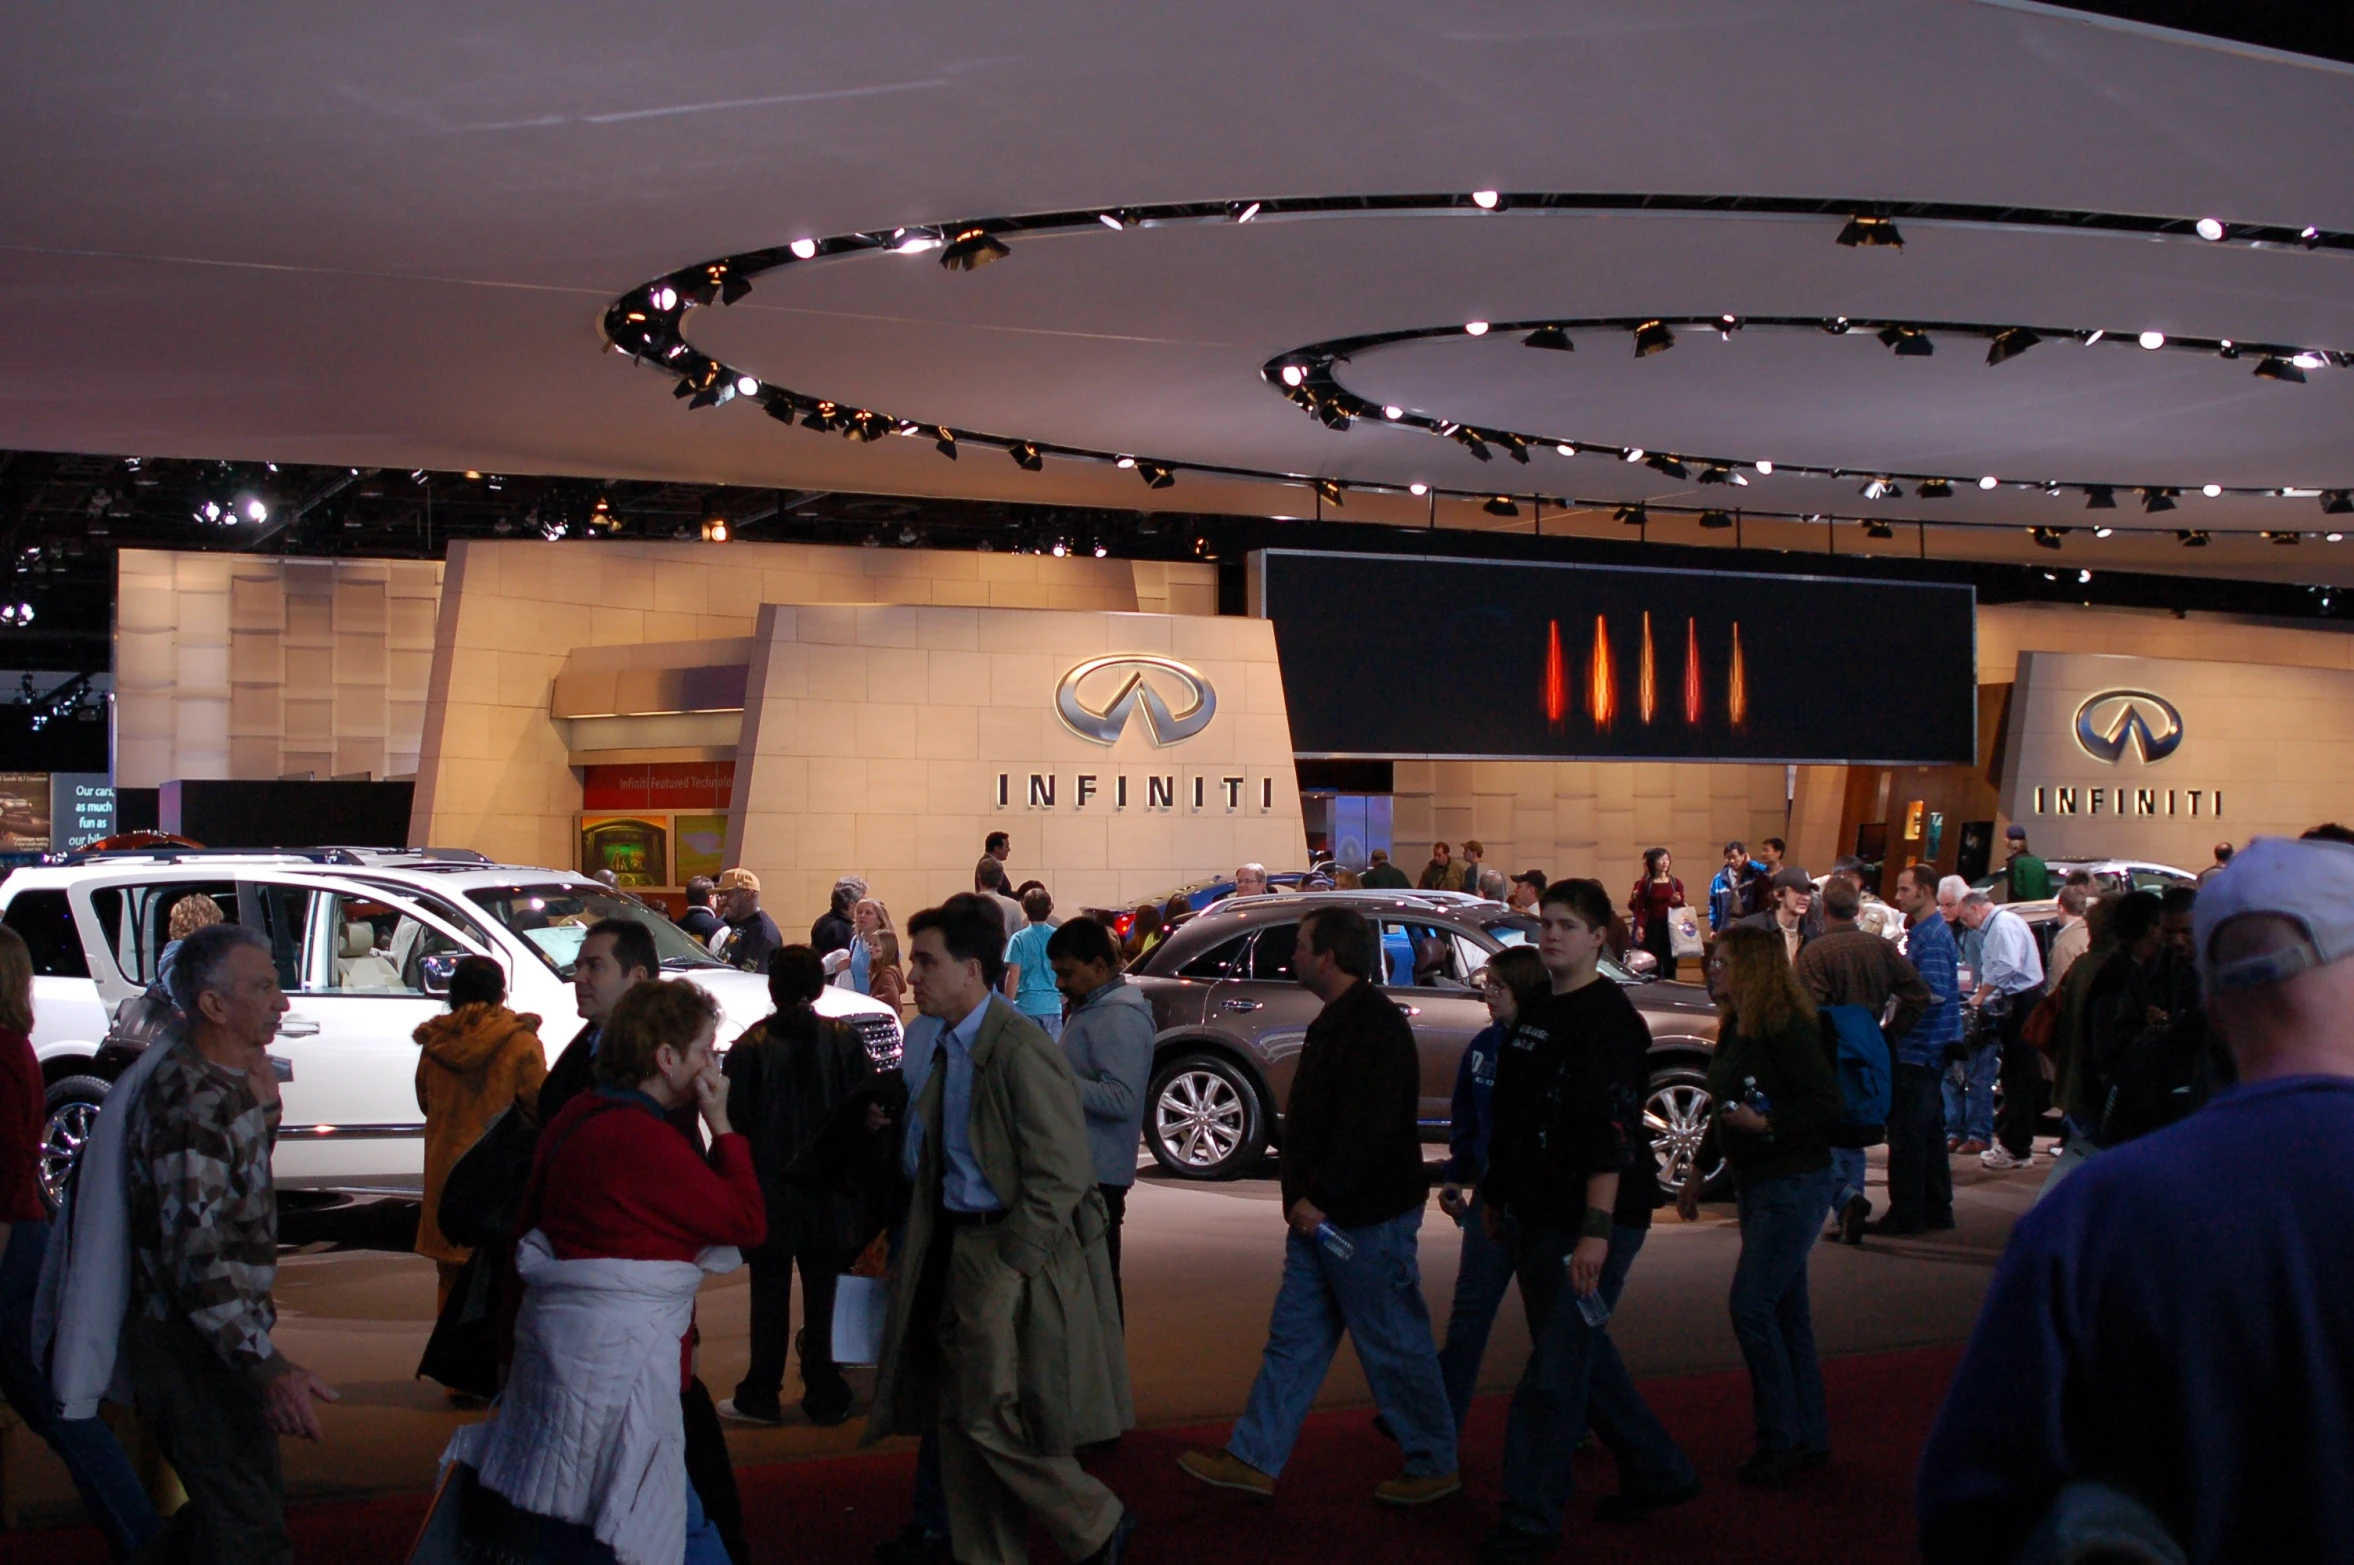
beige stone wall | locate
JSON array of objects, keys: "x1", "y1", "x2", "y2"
[
  {"x1": 1390, "y1": 759, "x2": 1798, "y2": 900},
  {"x1": 1978, "y1": 601, "x2": 2354, "y2": 682},
  {"x1": 115, "y1": 550, "x2": 442, "y2": 788},
  {"x1": 408, "y1": 541, "x2": 1144, "y2": 866},
  {"x1": 728, "y1": 604, "x2": 1307, "y2": 923}
]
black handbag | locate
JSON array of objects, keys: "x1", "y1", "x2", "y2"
[
  {"x1": 416, "y1": 1103, "x2": 539, "y2": 1397},
  {"x1": 104, "y1": 987, "x2": 179, "y2": 1055}
]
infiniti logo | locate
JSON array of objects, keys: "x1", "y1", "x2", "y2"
[
  {"x1": 1054, "y1": 655, "x2": 1217, "y2": 746},
  {"x1": 2073, "y1": 689, "x2": 2185, "y2": 765}
]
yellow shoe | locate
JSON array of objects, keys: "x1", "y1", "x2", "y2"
[
  {"x1": 1376, "y1": 1470, "x2": 1464, "y2": 1507},
  {"x1": 1176, "y1": 1449, "x2": 1275, "y2": 1499}
]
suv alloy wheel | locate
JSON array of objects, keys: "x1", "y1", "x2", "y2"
[
  {"x1": 40, "y1": 1074, "x2": 112, "y2": 1213},
  {"x1": 1145, "y1": 1052, "x2": 1265, "y2": 1180},
  {"x1": 1644, "y1": 1064, "x2": 1728, "y2": 1199}
]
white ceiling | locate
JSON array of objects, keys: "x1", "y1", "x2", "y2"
[{"x1": 6, "y1": 0, "x2": 2353, "y2": 580}]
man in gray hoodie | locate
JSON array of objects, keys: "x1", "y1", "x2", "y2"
[{"x1": 1046, "y1": 916, "x2": 1156, "y2": 1311}]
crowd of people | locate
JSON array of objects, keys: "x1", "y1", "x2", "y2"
[{"x1": 2, "y1": 820, "x2": 2348, "y2": 1562}]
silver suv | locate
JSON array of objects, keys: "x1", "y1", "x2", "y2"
[{"x1": 1125, "y1": 890, "x2": 1724, "y2": 1192}]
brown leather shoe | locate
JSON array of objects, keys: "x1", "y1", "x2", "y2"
[
  {"x1": 1954, "y1": 1138, "x2": 1990, "y2": 1157},
  {"x1": 1375, "y1": 1470, "x2": 1463, "y2": 1506},
  {"x1": 1177, "y1": 1449, "x2": 1274, "y2": 1499}
]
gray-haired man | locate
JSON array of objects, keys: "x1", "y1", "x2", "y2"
[{"x1": 124, "y1": 921, "x2": 337, "y2": 1563}]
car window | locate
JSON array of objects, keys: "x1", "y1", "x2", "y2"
[
  {"x1": 1248, "y1": 926, "x2": 1301, "y2": 982},
  {"x1": 244, "y1": 883, "x2": 313, "y2": 992},
  {"x1": 1380, "y1": 921, "x2": 1476, "y2": 989},
  {"x1": 317, "y1": 893, "x2": 467, "y2": 995},
  {"x1": 4, "y1": 890, "x2": 88, "y2": 978},
  {"x1": 1176, "y1": 934, "x2": 1250, "y2": 980},
  {"x1": 466, "y1": 882, "x2": 722, "y2": 979},
  {"x1": 1482, "y1": 916, "x2": 1538, "y2": 947},
  {"x1": 86, "y1": 881, "x2": 236, "y2": 985}
]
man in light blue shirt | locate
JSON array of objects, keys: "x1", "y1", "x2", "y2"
[
  {"x1": 900, "y1": 993, "x2": 1006, "y2": 1214},
  {"x1": 1960, "y1": 893, "x2": 2047, "y2": 1172}
]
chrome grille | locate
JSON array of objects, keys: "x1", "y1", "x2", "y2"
[{"x1": 853, "y1": 1013, "x2": 904, "y2": 1069}]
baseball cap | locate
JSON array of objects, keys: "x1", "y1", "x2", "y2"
[
  {"x1": 716, "y1": 867, "x2": 761, "y2": 893},
  {"x1": 2005, "y1": 824, "x2": 2028, "y2": 841},
  {"x1": 1770, "y1": 867, "x2": 1813, "y2": 892},
  {"x1": 1511, "y1": 869, "x2": 1547, "y2": 890},
  {"x1": 2193, "y1": 836, "x2": 2354, "y2": 992}
]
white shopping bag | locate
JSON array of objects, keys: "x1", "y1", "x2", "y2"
[
  {"x1": 832, "y1": 1275, "x2": 890, "y2": 1367},
  {"x1": 1667, "y1": 905, "x2": 1705, "y2": 961}
]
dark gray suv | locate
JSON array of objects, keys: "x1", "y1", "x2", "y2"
[{"x1": 1126, "y1": 890, "x2": 1724, "y2": 1193}]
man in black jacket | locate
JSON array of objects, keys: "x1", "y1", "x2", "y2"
[
  {"x1": 1480, "y1": 880, "x2": 1698, "y2": 1559},
  {"x1": 1179, "y1": 906, "x2": 1458, "y2": 1506},
  {"x1": 718, "y1": 946, "x2": 875, "y2": 1426}
]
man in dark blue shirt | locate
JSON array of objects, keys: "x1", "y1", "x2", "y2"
[{"x1": 1918, "y1": 836, "x2": 2354, "y2": 1562}]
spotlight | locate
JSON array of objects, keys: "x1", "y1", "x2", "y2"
[
  {"x1": 243, "y1": 498, "x2": 268, "y2": 522},
  {"x1": 1623, "y1": 448, "x2": 1646, "y2": 463},
  {"x1": 650, "y1": 285, "x2": 679, "y2": 312},
  {"x1": 789, "y1": 238, "x2": 819, "y2": 260},
  {"x1": 1409, "y1": 483, "x2": 1429, "y2": 496},
  {"x1": 2084, "y1": 486, "x2": 2116, "y2": 510},
  {"x1": 2267, "y1": 531, "x2": 2302, "y2": 545},
  {"x1": 1314, "y1": 478, "x2": 1344, "y2": 507},
  {"x1": 2032, "y1": 526, "x2": 2064, "y2": 550},
  {"x1": 2321, "y1": 491, "x2": 2354, "y2": 515},
  {"x1": 702, "y1": 518, "x2": 731, "y2": 543},
  {"x1": 1698, "y1": 466, "x2": 1745, "y2": 486},
  {"x1": 2177, "y1": 529, "x2": 2210, "y2": 547},
  {"x1": 720, "y1": 271, "x2": 752, "y2": 305},
  {"x1": 1483, "y1": 495, "x2": 1519, "y2": 517},
  {"x1": 1092, "y1": 542, "x2": 1109, "y2": 558},
  {"x1": 1464, "y1": 321, "x2": 1490, "y2": 337},
  {"x1": 2254, "y1": 355, "x2": 2306, "y2": 383},
  {"x1": 1822, "y1": 317, "x2": 1852, "y2": 335},
  {"x1": 1986, "y1": 327, "x2": 2041, "y2": 366},
  {"x1": 2203, "y1": 484, "x2": 2224, "y2": 498},
  {"x1": 2302, "y1": 226, "x2": 2322, "y2": 248},
  {"x1": 1717, "y1": 314, "x2": 1742, "y2": 340},
  {"x1": 939, "y1": 226, "x2": 1010, "y2": 271},
  {"x1": 1521, "y1": 325, "x2": 1575, "y2": 351},
  {"x1": 1645, "y1": 453, "x2": 1690, "y2": 479},
  {"x1": 2094, "y1": 526, "x2": 2114, "y2": 538},
  {"x1": 1051, "y1": 540, "x2": 1068, "y2": 557},
  {"x1": 1137, "y1": 461, "x2": 1175, "y2": 489},
  {"x1": 1916, "y1": 479, "x2": 1954, "y2": 499},
  {"x1": 1227, "y1": 201, "x2": 1260, "y2": 223},
  {"x1": 891, "y1": 231, "x2": 941, "y2": 255},
  {"x1": 1632, "y1": 320, "x2": 1676, "y2": 357},
  {"x1": 1979, "y1": 475, "x2": 2000, "y2": 490},
  {"x1": 1615, "y1": 505, "x2": 1647, "y2": 527},
  {"x1": 1115, "y1": 455, "x2": 1137, "y2": 469},
  {"x1": 1500, "y1": 435, "x2": 1531, "y2": 464},
  {"x1": 1009, "y1": 442, "x2": 1043, "y2": 471},
  {"x1": 1697, "y1": 510, "x2": 1734, "y2": 530},
  {"x1": 1864, "y1": 520, "x2": 1895, "y2": 540},
  {"x1": 2083, "y1": 329, "x2": 2106, "y2": 346},
  {"x1": 2293, "y1": 351, "x2": 2328, "y2": 370},
  {"x1": 1471, "y1": 190, "x2": 1501, "y2": 210},
  {"x1": 735, "y1": 375, "x2": 760, "y2": 396},
  {"x1": 1754, "y1": 460, "x2": 1773, "y2": 476},
  {"x1": 2331, "y1": 533, "x2": 2347, "y2": 543},
  {"x1": 1279, "y1": 363, "x2": 1307, "y2": 387},
  {"x1": 2218, "y1": 340, "x2": 2240, "y2": 359},
  {"x1": 1861, "y1": 478, "x2": 1903, "y2": 500},
  {"x1": 2138, "y1": 330, "x2": 2166, "y2": 350},
  {"x1": 1556, "y1": 443, "x2": 1575, "y2": 456},
  {"x1": 2141, "y1": 488, "x2": 2178, "y2": 513},
  {"x1": 1878, "y1": 325, "x2": 1933, "y2": 357},
  {"x1": 2196, "y1": 217, "x2": 2226, "y2": 242},
  {"x1": 1097, "y1": 211, "x2": 1130, "y2": 231},
  {"x1": 1836, "y1": 214, "x2": 1903, "y2": 248},
  {"x1": 1451, "y1": 427, "x2": 1493, "y2": 461},
  {"x1": 933, "y1": 427, "x2": 958, "y2": 460}
]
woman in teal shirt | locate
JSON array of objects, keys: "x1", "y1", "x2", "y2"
[{"x1": 1001, "y1": 886, "x2": 1064, "y2": 1038}]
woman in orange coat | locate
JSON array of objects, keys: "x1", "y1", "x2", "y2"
[{"x1": 414, "y1": 956, "x2": 547, "y2": 1309}]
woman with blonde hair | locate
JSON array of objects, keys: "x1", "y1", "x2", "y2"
[
  {"x1": 867, "y1": 928, "x2": 907, "y2": 1015},
  {"x1": 829, "y1": 897, "x2": 895, "y2": 995},
  {"x1": 1682, "y1": 923, "x2": 1843, "y2": 1485}
]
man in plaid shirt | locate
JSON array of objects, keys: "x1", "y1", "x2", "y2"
[{"x1": 124, "y1": 922, "x2": 337, "y2": 1564}]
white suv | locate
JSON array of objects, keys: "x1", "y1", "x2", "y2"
[{"x1": 0, "y1": 851, "x2": 902, "y2": 1206}]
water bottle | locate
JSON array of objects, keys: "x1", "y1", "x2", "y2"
[
  {"x1": 1314, "y1": 1221, "x2": 1355, "y2": 1261},
  {"x1": 1741, "y1": 1074, "x2": 1773, "y2": 1117},
  {"x1": 1574, "y1": 1288, "x2": 1613, "y2": 1329}
]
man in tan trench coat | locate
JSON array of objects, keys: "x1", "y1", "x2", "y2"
[{"x1": 863, "y1": 893, "x2": 1137, "y2": 1565}]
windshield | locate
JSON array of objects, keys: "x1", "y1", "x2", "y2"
[{"x1": 465, "y1": 883, "x2": 723, "y2": 977}]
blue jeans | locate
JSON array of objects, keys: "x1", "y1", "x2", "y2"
[
  {"x1": 1729, "y1": 1168, "x2": 1837, "y2": 1455},
  {"x1": 1943, "y1": 1043, "x2": 1997, "y2": 1142},
  {"x1": 1500, "y1": 1222, "x2": 1694, "y2": 1540},
  {"x1": 1435, "y1": 1195, "x2": 1516, "y2": 1430},
  {"x1": 0, "y1": 1220, "x2": 159, "y2": 1559},
  {"x1": 1828, "y1": 1146, "x2": 1868, "y2": 1215},
  {"x1": 1227, "y1": 1210, "x2": 1457, "y2": 1480},
  {"x1": 1017, "y1": 1006, "x2": 1062, "y2": 1041}
]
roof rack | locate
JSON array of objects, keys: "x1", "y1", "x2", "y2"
[{"x1": 60, "y1": 845, "x2": 491, "y2": 868}]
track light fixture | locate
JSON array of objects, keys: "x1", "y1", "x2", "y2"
[
  {"x1": 1986, "y1": 327, "x2": 2040, "y2": 366},
  {"x1": 2196, "y1": 217, "x2": 2227, "y2": 242},
  {"x1": 1864, "y1": 521, "x2": 1895, "y2": 540},
  {"x1": 2266, "y1": 530, "x2": 2302, "y2": 545},
  {"x1": 788, "y1": 238, "x2": 819, "y2": 260},
  {"x1": 1698, "y1": 510, "x2": 1734, "y2": 530},
  {"x1": 2202, "y1": 484, "x2": 2224, "y2": 498},
  {"x1": 1137, "y1": 461, "x2": 1175, "y2": 489},
  {"x1": 2324, "y1": 492, "x2": 2354, "y2": 516},
  {"x1": 1483, "y1": 495, "x2": 1519, "y2": 517},
  {"x1": 2178, "y1": 530, "x2": 2210, "y2": 547},
  {"x1": 2084, "y1": 486, "x2": 2116, "y2": 510},
  {"x1": 1697, "y1": 466, "x2": 1745, "y2": 486},
  {"x1": 1313, "y1": 478, "x2": 1344, "y2": 507},
  {"x1": 1645, "y1": 453, "x2": 1689, "y2": 479},
  {"x1": 1500, "y1": 434, "x2": 1530, "y2": 464},
  {"x1": 1861, "y1": 478, "x2": 1903, "y2": 500},
  {"x1": 1878, "y1": 325, "x2": 1932, "y2": 358},
  {"x1": 2253, "y1": 355, "x2": 2307, "y2": 383},
  {"x1": 1836, "y1": 214, "x2": 1903, "y2": 249},
  {"x1": 1615, "y1": 505, "x2": 1647, "y2": 527},
  {"x1": 1096, "y1": 210, "x2": 1131, "y2": 231},
  {"x1": 1451, "y1": 427, "x2": 1493, "y2": 461},
  {"x1": 939, "y1": 226, "x2": 1010, "y2": 271},
  {"x1": 1632, "y1": 320, "x2": 1676, "y2": 358},
  {"x1": 1009, "y1": 441, "x2": 1043, "y2": 472},
  {"x1": 1521, "y1": 326, "x2": 1575, "y2": 351},
  {"x1": 1227, "y1": 201, "x2": 1260, "y2": 223},
  {"x1": 1916, "y1": 479, "x2": 1954, "y2": 499},
  {"x1": 2141, "y1": 487, "x2": 2179, "y2": 513},
  {"x1": 2032, "y1": 526, "x2": 2064, "y2": 550},
  {"x1": 932, "y1": 427, "x2": 958, "y2": 459},
  {"x1": 1471, "y1": 190, "x2": 1501, "y2": 210}
]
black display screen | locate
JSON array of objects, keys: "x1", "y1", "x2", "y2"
[{"x1": 1256, "y1": 550, "x2": 1976, "y2": 764}]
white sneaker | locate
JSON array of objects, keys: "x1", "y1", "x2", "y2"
[{"x1": 1980, "y1": 1146, "x2": 2032, "y2": 1171}]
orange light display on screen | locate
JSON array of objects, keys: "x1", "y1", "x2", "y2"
[
  {"x1": 1638, "y1": 612, "x2": 1657, "y2": 724},
  {"x1": 1544, "y1": 619, "x2": 1567, "y2": 728},
  {"x1": 1683, "y1": 617, "x2": 1703, "y2": 725},
  {"x1": 1588, "y1": 614, "x2": 1616, "y2": 730},
  {"x1": 1728, "y1": 621, "x2": 1749, "y2": 728}
]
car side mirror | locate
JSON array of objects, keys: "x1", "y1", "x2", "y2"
[
  {"x1": 1624, "y1": 949, "x2": 1659, "y2": 979},
  {"x1": 420, "y1": 952, "x2": 460, "y2": 995}
]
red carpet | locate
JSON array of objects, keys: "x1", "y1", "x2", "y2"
[{"x1": 5, "y1": 1346, "x2": 1961, "y2": 1565}]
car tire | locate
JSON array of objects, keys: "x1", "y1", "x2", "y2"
[
  {"x1": 1644, "y1": 1064, "x2": 1731, "y2": 1202},
  {"x1": 1145, "y1": 1052, "x2": 1266, "y2": 1181},
  {"x1": 41, "y1": 1073, "x2": 113, "y2": 1214}
]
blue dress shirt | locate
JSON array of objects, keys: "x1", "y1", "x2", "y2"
[{"x1": 901, "y1": 997, "x2": 1005, "y2": 1212}]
